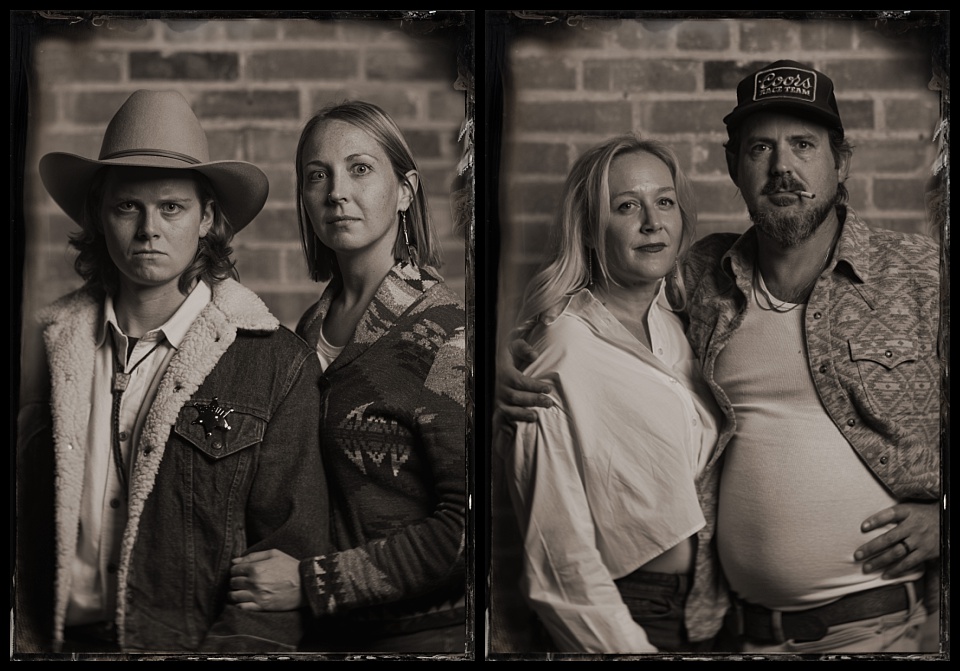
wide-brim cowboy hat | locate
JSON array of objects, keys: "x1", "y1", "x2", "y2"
[{"x1": 39, "y1": 89, "x2": 269, "y2": 233}]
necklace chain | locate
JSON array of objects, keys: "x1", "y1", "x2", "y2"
[{"x1": 754, "y1": 229, "x2": 839, "y2": 313}]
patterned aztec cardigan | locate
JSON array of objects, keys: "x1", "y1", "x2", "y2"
[{"x1": 295, "y1": 262, "x2": 468, "y2": 637}]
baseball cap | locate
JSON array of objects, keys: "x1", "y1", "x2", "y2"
[{"x1": 723, "y1": 60, "x2": 844, "y2": 138}]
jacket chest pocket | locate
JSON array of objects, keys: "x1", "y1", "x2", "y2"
[
  {"x1": 847, "y1": 337, "x2": 919, "y2": 417},
  {"x1": 172, "y1": 403, "x2": 266, "y2": 508},
  {"x1": 171, "y1": 403, "x2": 267, "y2": 556},
  {"x1": 174, "y1": 400, "x2": 266, "y2": 460}
]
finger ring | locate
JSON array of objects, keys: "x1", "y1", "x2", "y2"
[{"x1": 900, "y1": 539, "x2": 912, "y2": 554}]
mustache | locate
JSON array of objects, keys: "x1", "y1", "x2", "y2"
[{"x1": 761, "y1": 177, "x2": 807, "y2": 194}]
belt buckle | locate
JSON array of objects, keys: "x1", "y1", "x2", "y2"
[{"x1": 788, "y1": 612, "x2": 829, "y2": 643}]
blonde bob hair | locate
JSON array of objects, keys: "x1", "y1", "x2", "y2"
[
  {"x1": 295, "y1": 100, "x2": 442, "y2": 283},
  {"x1": 516, "y1": 133, "x2": 698, "y2": 334}
]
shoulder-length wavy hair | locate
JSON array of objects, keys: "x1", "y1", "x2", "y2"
[
  {"x1": 295, "y1": 100, "x2": 442, "y2": 283},
  {"x1": 69, "y1": 166, "x2": 237, "y2": 298},
  {"x1": 516, "y1": 133, "x2": 698, "y2": 335}
]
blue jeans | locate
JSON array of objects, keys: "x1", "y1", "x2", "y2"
[{"x1": 614, "y1": 569, "x2": 715, "y2": 652}]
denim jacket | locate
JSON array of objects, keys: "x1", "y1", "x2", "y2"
[
  {"x1": 679, "y1": 208, "x2": 942, "y2": 641},
  {"x1": 15, "y1": 279, "x2": 330, "y2": 653}
]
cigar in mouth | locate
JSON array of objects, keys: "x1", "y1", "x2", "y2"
[{"x1": 795, "y1": 191, "x2": 816, "y2": 199}]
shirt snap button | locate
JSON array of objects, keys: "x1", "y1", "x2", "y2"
[
  {"x1": 847, "y1": 418, "x2": 856, "y2": 427},
  {"x1": 885, "y1": 350, "x2": 893, "y2": 358},
  {"x1": 212, "y1": 440, "x2": 223, "y2": 450}
]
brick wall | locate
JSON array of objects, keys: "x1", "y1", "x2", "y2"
[
  {"x1": 17, "y1": 14, "x2": 472, "y2": 336},
  {"x1": 493, "y1": 14, "x2": 947, "y2": 328}
]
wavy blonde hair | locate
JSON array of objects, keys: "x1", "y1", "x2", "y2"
[{"x1": 515, "y1": 133, "x2": 698, "y2": 335}]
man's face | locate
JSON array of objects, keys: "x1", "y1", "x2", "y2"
[
  {"x1": 735, "y1": 112, "x2": 847, "y2": 247},
  {"x1": 100, "y1": 167, "x2": 213, "y2": 296}
]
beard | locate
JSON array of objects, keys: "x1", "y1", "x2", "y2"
[{"x1": 748, "y1": 180, "x2": 840, "y2": 247}]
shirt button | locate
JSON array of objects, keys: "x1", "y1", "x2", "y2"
[
  {"x1": 658, "y1": 348, "x2": 663, "y2": 355},
  {"x1": 212, "y1": 440, "x2": 224, "y2": 450},
  {"x1": 110, "y1": 498, "x2": 121, "y2": 509},
  {"x1": 885, "y1": 350, "x2": 893, "y2": 358},
  {"x1": 847, "y1": 418, "x2": 856, "y2": 427},
  {"x1": 880, "y1": 455, "x2": 889, "y2": 465},
  {"x1": 692, "y1": 418, "x2": 698, "y2": 426},
  {"x1": 813, "y1": 312, "x2": 823, "y2": 319},
  {"x1": 118, "y1": 431, "x2": 129, "y2": 441},
  {"x1": 819, "y1": 365, "x2": 828, "y2": 374}
]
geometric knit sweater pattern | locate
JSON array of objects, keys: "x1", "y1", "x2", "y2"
[{"x1": 296, "y1": 262, "x2": 467, "y2": 634}]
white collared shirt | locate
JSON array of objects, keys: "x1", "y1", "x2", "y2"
[
  {"x1": 498, "y1": 285, "x2": 720, "y2": 653},
  {"x1": 65, "y1": 281, "x2": 211, "y2": 626}
]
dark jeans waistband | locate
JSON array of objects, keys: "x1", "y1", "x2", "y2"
[{"x1": 614, "y1": 568, "x2": 692, "y2": 595}]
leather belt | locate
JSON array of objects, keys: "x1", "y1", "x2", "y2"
[{"x1": 726, "y1": 575, "x2": 925, "y2": 643}]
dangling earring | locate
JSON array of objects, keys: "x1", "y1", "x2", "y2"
[{"x1": 400, "y1": 210, "x2": 418, "y2": 267}]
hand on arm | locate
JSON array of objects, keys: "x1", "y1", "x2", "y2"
[
  {"x1": 229, "y1": 549, "x2": 305, "y2": 611},
  {"x1": 855, "y1": 501, "x2": 940, "y2": 579}
]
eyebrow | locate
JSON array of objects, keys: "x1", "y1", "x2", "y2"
[
  {"x1": 746, "y1": 132, "x2": 820, "y2": 144},
  {"x1": 107, "y1": 192, "x2": 195, "y2": 203},
  {"x1": 305, "y1": 152, "x2": 380, "y2": 166},
  {"x1": 611, "y1": 185, "x2": 676, "y2": 199}
]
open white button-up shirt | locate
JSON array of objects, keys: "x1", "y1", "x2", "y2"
[{"x1": 499, "y1": 285, "x2": 720, "y2": 653}]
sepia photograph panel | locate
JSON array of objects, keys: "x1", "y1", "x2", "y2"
[
  {"x1": 485, "y1": 10, "x2": 948, "y2": 661},
  {"x1": 12, "y1": 10, "x2": 475, "y2": 661}
]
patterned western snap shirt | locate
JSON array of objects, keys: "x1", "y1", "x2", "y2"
[{"x1": 679, "y1": 207, "x2": 942, "y2": 642}]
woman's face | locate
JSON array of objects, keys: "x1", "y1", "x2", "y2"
[
  {"x1": 601, "y1": 151, "x2": 683, "y2": 289},
  {"x1": 300, "y1": 119, "x2": 414, "y2": 264}
]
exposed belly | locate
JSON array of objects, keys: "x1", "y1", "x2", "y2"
[
  {"x1": 716, "y1": 427, "x2": 900, "y2": 610},
  {"x1": 640, "y1": 535, "x2": 695, "y2": 575}
]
